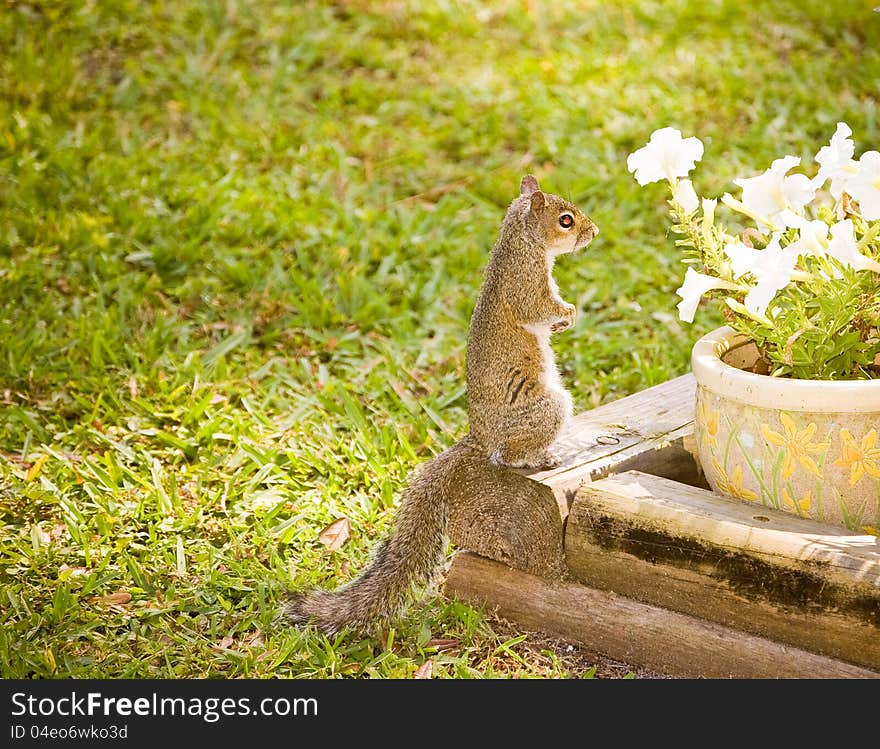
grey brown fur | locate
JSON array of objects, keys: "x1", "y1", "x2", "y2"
[{"x1": 284, "y1": 176, "x2": 597, "y2": 635}]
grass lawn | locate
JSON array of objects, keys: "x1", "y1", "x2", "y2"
[{"x1": 1, "y1": 0, "x2": 878, "y2": 678}]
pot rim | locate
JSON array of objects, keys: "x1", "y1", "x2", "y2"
[{"x1": 691, "y1": 325, "x2": 880, "y2": 413}]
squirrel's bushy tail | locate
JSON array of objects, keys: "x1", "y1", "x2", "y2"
[{"x1": 284, "y1": 438, "x2": 479, "y2": 635}]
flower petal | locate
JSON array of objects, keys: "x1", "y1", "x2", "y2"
[
  {"x1": 782, "y1": 173, "x2": 817, "y2": 213},
  {"x1": 627, "y1": 128, "x2": 704, "y2": 185},
  {"x1": 795, "y1": 421, "x2": 816, "y2": 444},
  {"x1": 826, "y1": 219, "x2": 880, "y2": 272},
  {"x1": 864, "y1": 461, "x2": 880, "y2": 479},
  {"x1": 675, "y1": 268, "x2": 724, "y2": 323},
  {"x1": 798, "y1": 455, "x2": 823, "y2": 479},
  {"x1": 844, "y1": 150, "x2": 880, "y2": 220},
  {"x1": 787, "y1": 219, "x2": 830, "y2": 259},
  {"x1": 701, "y1": 197, "x2": 717, "y2": 229},
  {"x1": 850, "y1": 461, "x2": 865, "y2": 486},
  {"x1": 780, "y1": 412, "x2": 798, "y2": 439},
  {"x1": 733, "y1": 156, "x2": 815, "y2": 230},
  {"x1": 761, "y1": 424, "x2": 786, "y2": 446},
  {"x1": 815, "y1": 123, "x2": 857, "y2": 199},
  {"x1": 673, "y1": 178, "x2": 700, "y2": 214},
  {"x1": 744, "y1": 276, "x2": 785, "y2": 317},
  {"x1": 627, "y1": 146, "x2": 669, "y2": 186},
  {"x1": 724, "y1": 241, "x2": 762, "y2": 278}
]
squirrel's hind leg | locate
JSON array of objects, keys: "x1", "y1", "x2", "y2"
[
  {"x1": 490, "y1": 395, "x2": 567, "y2": 470},
  {"x1": 493, "y1": 445, "x2": 562, "y2": 470}
]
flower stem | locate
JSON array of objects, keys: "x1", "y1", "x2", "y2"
[
  {"x1": 721, "y1": 193, "x2": 780, "y2": 232},
  {"x1": 857, "y1": 220, "x2": 880, "y2": 251}
]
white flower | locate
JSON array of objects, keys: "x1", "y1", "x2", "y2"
[
  {"x1": 675, "y1": 268, "x2": 734, "y2": 323},
  {"x1": 724, "y1": 240, "x2": 762, "y2": 278},
  {"x1": 701, "y1": 197, "x2": 717, "y2": 236},
  {"x1": 725, "y1": 233, "x2": 797, "y2": 316},
  {"x1": 627, "y1": 128, "x2": 704, "y2": 186},
  {"x1": 777, "y1": 209, "x2": 811, "y2": 231},
  {"x1": 673, "y1": 179, "x2": 700, "y2": 214},
  {"x1": 701, "y1": 197, "x2": 717, "y2": 223},
  {"x1": 845, "y1": 150, "x2": 880, "y2": 221},
  {"x1": 733, "y1": 156, "x2": 817, "y2": 230},
  {"x1": 813, "y1": 122, "x2": 857, "y2": 199},
  {"x1": 825, "y1": 219, "x2": 880, "y2": 272},
  {"x1": 786, "y1": 219, "x2": 829, "y2": 258}
]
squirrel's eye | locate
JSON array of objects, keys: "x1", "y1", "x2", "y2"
[{"x1": 559, "y1": 213, "x2": 574, "y2": 229}]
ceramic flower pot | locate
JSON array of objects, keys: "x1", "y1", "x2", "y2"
[{"x1": 691, "y1": 325, "x2": 880, "y2": 532}]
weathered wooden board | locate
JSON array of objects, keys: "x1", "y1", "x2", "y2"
[
  {"x1": 444, "y1": 552, "x2": 879, "y2": 679},
  {"x1": 528, "y1": 374, "x2": 701, "y2": 510},
  {"x1": 566, "y1": 471, "x2": 880, "y2": 670}
]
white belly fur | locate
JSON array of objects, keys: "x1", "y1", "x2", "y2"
[{"x1": 520, "y1": 322, "x2": 573, "y2": 421}]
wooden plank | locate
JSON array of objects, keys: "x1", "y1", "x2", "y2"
[
  {"x1": 566, "y1": 471, "x2": 880, "y2": 670},
  {"x1": 527, "y1": 374, "x2": 701, "y2": 512},
  {"x1": 444, "y1": 552, "x2": 879, "y2": 679}
]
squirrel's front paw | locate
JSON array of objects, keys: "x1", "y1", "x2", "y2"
[
  {"x1": 535, "y1": 449, "x2": 562, "y2": 469},
  {"x1": 551, "y1": 304, "x2": 576, "y2": 332}
]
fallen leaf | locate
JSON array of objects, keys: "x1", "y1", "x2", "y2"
[
  {"x1": 97, "y1": 592, "x2": 132, "y2": 605},
  {"x1": 426, "y1": 638, "x2": 460, "y2": 651},
  {"x1": 318, "y1": 517, "x2": 350, "y2": 551},
  {"x1": 413, "y1": 660, "x2": 433, "y2": 679},
  {"x1": 45, "y1": 647, "x2": 56, "y2": 674},
  {"x1": 340, "y1": 559, "x2": 351, "y2": 577},
  {"x1": 128, "y1": 376, "x2": 139, "y2": 399},
  {"x1": 214, "y1": 636, "x2": 235, "y2": 651},
  {"x1": 25, "y1": 454, "x2": 49, "y2": 482}
]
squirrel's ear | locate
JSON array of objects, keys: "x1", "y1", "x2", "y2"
[
  {"x1": 529, "y1": 190, "x2": 546, "y2": 215},
  {"x1": 520, "y1": 175, "x2": 540, "y2": 196}
]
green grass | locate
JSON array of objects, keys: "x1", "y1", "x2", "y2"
[{"x1": 1, "y1": 0, "x2": 878, "y2": 678}]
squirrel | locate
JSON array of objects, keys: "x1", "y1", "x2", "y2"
[{"x1": 284, "y1": 175, "x2": 598, "y2": 635}]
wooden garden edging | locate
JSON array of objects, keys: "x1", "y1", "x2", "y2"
[{"x1": 444, "y1": 374, "x2": 880, "y2": 678}]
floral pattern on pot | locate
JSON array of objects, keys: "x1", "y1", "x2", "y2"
[{"x1": 695, "y1": 385, "x2": 880, "y2": 532}]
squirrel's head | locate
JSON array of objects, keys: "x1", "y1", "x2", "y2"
[{"x1": 519, "y1": 175, "x2": 598, "y2": 256}]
